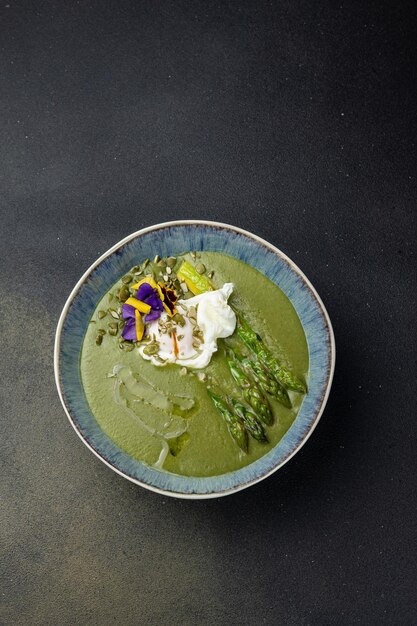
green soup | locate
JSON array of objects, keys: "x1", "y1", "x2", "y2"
[{"x1": 80, "y1": 252, "x2": 309, "y2": 477}]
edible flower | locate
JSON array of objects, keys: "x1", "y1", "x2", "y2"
[
  {"x1": 121, "y1": 276, "x2": 178, "y2": 341},
  {"x1": 136, "y1": 282, "x2": 164, "y2": 322},
  {"x1": 121, "y1": 304, "x2": 145, "y2": 341},
  {"x1": 159, "y1": 285, "x2": 178, "y2": 315}
]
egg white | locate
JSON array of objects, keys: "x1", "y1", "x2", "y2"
[{"x1": 138, "y1": 283, "x2": 236, "y2": 369}]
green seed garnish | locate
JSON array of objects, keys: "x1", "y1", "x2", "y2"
[
  {"x1": 196, "y1": 263, "x2": 206, "y2": 274},
  {"x1": 157, "y1": 259, "x2": 167, "y2": 268},
  {"x1": 108, "y1": 328, "x2": 118, "y2": 336},
  {"x1": 95, "y1": 335, "x2": 103, "y2": 346},
  {"x1": 166, "y1": 257, "x2": 176, "y2": 268},
  {"x1": 97, "y1": 328, "x2": 106, "y2": 336},
  {"x1": 122, "y1": 275, "x2": 132, "y2": 284},
  {"x1": 207, "y1": 271, "x2": 214, "y2": 279},
  {"x1": 98, "y1": 310, "x2": 106, "y2": 319},
  {"x1": 143, "y1": 258, "x2": 150, "y2": 268},
  {"x1": 118, "y1": 285, "x2": 130, "y2": 302},
  {"x1": 191, "y1": 252, "x2": 197, "y2": 260},
  {"x1": 143, "y1": 344, "x2": 159, "y2": 356},
  {"x1": 153, "y1": 255, "x2": 160, "y2": 263},
  {"x1": 173, "y1": 313, "x2": 186, "y2": 327},
  {"x1": 125, "y1": 343, "x2": 134, "y2": 352},
  {"x1": 109, "y1": 308, "x2": 120, "y2": 319},
  {"x1": 108, "y1": 293, "x2": 114, "y2": 301}
]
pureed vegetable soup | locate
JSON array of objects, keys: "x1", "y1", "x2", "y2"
[{"x1": 81, "y1": 252, "x2": 309, "y2": 477}]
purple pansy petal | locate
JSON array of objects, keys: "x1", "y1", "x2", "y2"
[
  {"x1": 136, "y1": 283, "x2": 154, "y2": 300},
  {"x1": 145, "y1": 310, "x2": 162, "y2": 322},
  {"x1": 121, "y1": 318, "x2": 137, "y2": 340},
  {"x1": 145, "y1": 293, "x2": 164, "y2": 310},
  {"x1": 121, "y1": 303, "x2": 136, "y2": 319}
]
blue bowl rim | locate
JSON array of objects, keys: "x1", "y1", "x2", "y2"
[{"x1": 54, "y1": 220, "x2": 335, "y2": 499}]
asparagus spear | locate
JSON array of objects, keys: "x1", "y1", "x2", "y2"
[
  {"x1": 226, "y1": 351, "x2": 273, "y2": 425},
  {"x1": 177, "y1": 260, "x2": 213, "y2": 294},
  {"x1": 236, "y1": 316, "x2": 307, "y2": 393},
  {"x1": 231, "y1": 399, "x2": 268, "y2": 443},
  {"x1": 235, "y1": 353, "x2": 292, "y2": 409},
  {"x1": 207, "y1": 390, "x2": 248, "y2": 453}
]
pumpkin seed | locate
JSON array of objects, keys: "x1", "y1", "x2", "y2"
[
  {"x1": 196, "y1": 263, "x2": 206, "y2": 274},
  {"x1": 207, "y1": 271, "x2": 214, "y2": 279},
  {"x1": 143, "y1": 258, "x2": 150, "y2": 268},
  {"x1": 118, "y1": 285, "x2": 130, "y2": 302},
  {"x1": 125, "y1": 343, "x2": 134, "y2": 352},
  {"x1": 122, "y1": 275, "x2": 132, "y2": 284},
  {"x1": 97, "y1": 328, "x2": 106, "y2": 336},
  {"x1": 95, "y1": 334, "x2": 103, "y2": 346},
  {"x1": 118, "y1": 342, "x2": 125, "y2": 350},
  {"x1": 131, "y1": 265, "x2": 141, "y2": 273},
  {"x1": 108, "y1": 328, "x2": 118, "y2": 336},
  {"x1": 153, "y1": 254, "x2": 160, "y2": 263},
  {"x1": 166, "y1": 256, "x2": 176, "y2": 268},
  {"x1": 108, "y1": 293, "x2": 114, "y2": 301},
  {"x1": 109, "y1": 308, "x2": 120, "y2": 319},
  {"x1": 157, "y1": 259, "x2": 167, "y2": 268},
  {"x1": 98, "y1": 310, "x2": 106, "y2": 319},
  {"x1": 108, "y1": 321, "x2": 118, "y2": 329},
  {"x1": 143, "y1": 344, "x2": 159, "y2": 356},
  {"x1": 191, "y1": 251, "x2": 197, "y2": 260},
  {"x1": 173, "y1": 313, "x2": 186, "y2": 327}
]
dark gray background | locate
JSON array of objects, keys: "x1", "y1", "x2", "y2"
[{"x1": 1, "y1": 1, "x2": 416, "y2": 625}]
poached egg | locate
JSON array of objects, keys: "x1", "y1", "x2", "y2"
[{"x1": 138, "y1": 283, "x2": 236, "y2": 369}]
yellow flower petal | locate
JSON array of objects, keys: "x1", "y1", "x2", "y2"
[
  {"x1": 125, "y1": 297, "x2": 151, "y2": 314},
  {"x1": 135, "y1": 310, "x2": 144, "y2": 341}
]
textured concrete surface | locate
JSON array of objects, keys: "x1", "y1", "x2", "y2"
[{"x1": 1, "y1": 1, "x2": 416, "y2": 624}]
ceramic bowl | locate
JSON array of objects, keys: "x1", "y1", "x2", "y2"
[{"x1": 54, "y1": 220, "x2": 335, "y2": 498}]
